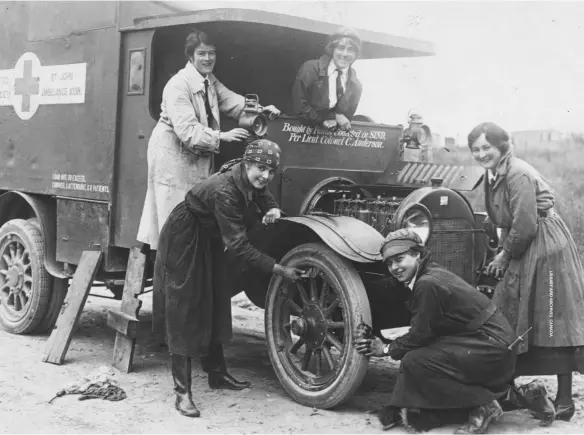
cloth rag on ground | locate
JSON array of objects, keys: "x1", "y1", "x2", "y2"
[{"x1": 49, "y1": 366, "x2": 127, "y2": 403}]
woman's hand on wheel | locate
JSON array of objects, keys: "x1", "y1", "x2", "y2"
[
  {"x1": 355, "y1": 336, "x2": 385, "y2": 357},
  {"x1": 273, "y1": 264, "x2": 304, "y2": 282},
  {"x1": 486, "y1": 250, "x2": 510, "y2": 279},
  {"x1": 220, "y1": 128, "x2": 250, "y2": 142}
]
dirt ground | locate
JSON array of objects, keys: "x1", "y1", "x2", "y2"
[{"x1": 2, "y1": 289, "x2": 584, "y2": 434}]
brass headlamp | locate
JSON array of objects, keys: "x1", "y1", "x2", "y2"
[
  {"x1": 238, "y1": 94, "x2": 271, "y2": 137},
  {"x1": 401, "y1": 111, "x2": 432, "y2": 150}
]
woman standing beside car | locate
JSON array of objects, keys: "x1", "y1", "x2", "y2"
[{"x1": 468, "y1": 121, "x2": 584, "y2": 422}]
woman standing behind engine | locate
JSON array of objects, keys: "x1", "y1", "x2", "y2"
[{"x1": 468, "y1": 121, "x2": 584, "y2": 422}]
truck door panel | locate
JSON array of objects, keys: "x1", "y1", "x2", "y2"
[{"x1": 112, "y1": 29, "x2": 156, "y2": 248}]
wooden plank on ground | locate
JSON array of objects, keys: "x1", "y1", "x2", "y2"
[
  {"x1": 112, "y1": 333, "x2": 137, "y2": 371},
  {"x1": 106, "y1": 311, "x2": 139, "y2": 338},
  {"x1": 110, "y1": 246, "x2": 146, "y2": 373},
  {"x1": 42, "y1": 251, "x2": 103, "y2": 365}
]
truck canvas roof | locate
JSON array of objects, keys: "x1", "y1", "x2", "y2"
[{"x1": 123, "y1": 7, "x2": 435, "y2": 60}]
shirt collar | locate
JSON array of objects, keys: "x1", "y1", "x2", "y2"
[
  {"x1": 488, "y1": 170, "x2": 497, "y2": 184},
  {"x1": 406, "y1": 265, "x2": 419, "y2": 290},
  {"x1": 407, "y1": 274, "x2": 417, "y2": 291},
  {"x1": 328, "y1": 60, "x2": 349, "y2": 77},
  {"x1": 184, "y1": 62, "x2": 216, "y2": 92}
]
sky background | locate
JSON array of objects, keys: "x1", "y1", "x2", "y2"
[{"x1": 176, "y1": 0, "x2": 584, "y2": 139}]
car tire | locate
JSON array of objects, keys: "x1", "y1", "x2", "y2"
[{"x1": 265, "y1": 242, "x2": 371, "y2": 409}]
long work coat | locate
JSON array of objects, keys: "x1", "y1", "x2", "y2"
[
  {"x1": 153, "y1": 161, "x2": 278, "y2": 357},
  {"x1": 387, "y1": 256, "x2": 516, "y2": 410},
  {"x1": 485, "y1": 151, "x2": 584, "y2": 374},
  {"x1": 292, "y1": 55, "x2": 362, "y2": 125},
  {"x1": 137, "y1": 62, "x2": 245, "y2": 249}
]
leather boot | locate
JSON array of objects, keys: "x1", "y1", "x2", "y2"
[
  {"x1": 208, "y1": 370, "x2": 251, "y2": 390},
  {"x1": 171, "y1": 354, "x2": 200, "y2": 417},
  {"x1": 554, "y1": 400, "x2": 576, "y2": 421},
  {"x1": 455, "y1": 400, "x2": 503, "y2": 434},
  {"x1": 499, "y1": 380, "x2": 556, "y2": 426},
  {"x1": 518, "y1": 381, "x2": 556, "y2": 426},
  {"x1": 377, "y1": 405, "x2": 403, "y2": 430}
]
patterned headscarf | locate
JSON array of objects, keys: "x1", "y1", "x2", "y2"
[{"x1": 243, "y1": 139, "x2": 282, "y2": 170}]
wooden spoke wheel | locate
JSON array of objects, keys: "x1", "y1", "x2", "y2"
[
  {"x1": 265, "y1": 243, "x2": 371, "y2": 409},
  {"x1": 0, "y1": 219, "x2": 51, "y2": 334}
]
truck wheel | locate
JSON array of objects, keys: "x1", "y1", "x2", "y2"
[
  {"x1": 0, "y1": 219, "x2": 51, "y2": 334},
  {"x1": 33, "y1": 277, "x2": 68, "y2": 334},
  {"x1": 265, "y1": 243, "x2": 372, "y2": 409}
]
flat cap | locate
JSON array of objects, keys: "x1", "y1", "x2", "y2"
[{"x1": 381, "y1": 228, "x2": 423, "y2": 262}]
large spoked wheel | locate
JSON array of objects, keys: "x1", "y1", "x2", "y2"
[
  {"x1": 265, "y1": 243, "x2": 372, "y2": 409},
  {"x1": 0, "y1": 219, "x2": 51, "y2": 334}
]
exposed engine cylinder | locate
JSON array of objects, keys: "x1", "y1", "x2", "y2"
[{"x1": 334, "y1": 194, "x2": 402, "y2": 236}]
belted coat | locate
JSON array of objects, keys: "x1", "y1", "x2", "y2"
[
  {"x1": 154, "y1": 161, "x2": 278, "y2": 357},
  {"x1": 137, "y1": 62, "x2": 245, "y2": 249},
  {"x1": 485, "y1": 151, "x2": 584, "y2": 374},
  {"x1": 387, "y1": 256, "x2": 516, "y2": 410}
]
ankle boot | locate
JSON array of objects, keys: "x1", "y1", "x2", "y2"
[
  {"x1": 171, "y1": 354, "x2": 200, "y2": 417},
  {"x1": 455, "y1": 400, "x2": 503, "y2": 434},
  {"x1": 554, "y1": 400, "x2": 576, "y2": 421},
  {"x1": 208, "y1": 370, "x2": 251, "y2": 390},
  {"x1": 516, "y1": 381, "x2": 555, "y2": 426}
]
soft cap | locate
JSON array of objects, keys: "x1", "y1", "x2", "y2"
[{"x1": 381, "y1": 228, "x2": 424, "y2": 262}]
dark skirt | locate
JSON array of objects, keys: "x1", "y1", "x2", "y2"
[
  {"x1": 494, "y1": 214, "x2": 584, "y2": 375},
  {"x1": 515, "y1": 346, "x2": 584, "y2": 376},
  {"x1": 153, "y1": 201, "x2": 232, "y2": 357},
  {"x1": 389, "y1": 314, "x2": 516, "y2": 409}
]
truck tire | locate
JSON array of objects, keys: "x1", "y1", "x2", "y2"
[
  {"x1": 0, "y1": 219, "x2": 51, "y2": 334},
  {"x1": 265, "y1": 242, "x2": 371, "y2": 409},
  {"x1": 33, "y1": 277, "x2": 68, "y2": 334}
]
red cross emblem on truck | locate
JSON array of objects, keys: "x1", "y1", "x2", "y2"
[{"x1": 14, "y1": 60, "x2": 40, "y2": 113}]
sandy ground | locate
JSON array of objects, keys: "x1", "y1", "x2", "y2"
[{"x1": 1, "y1": 289, "x2": 584, "y2": 434}]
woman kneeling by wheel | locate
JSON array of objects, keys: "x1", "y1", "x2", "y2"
[
  {"x1": 154, "y1": 139, "x2": 303, "y2": 417},
  {"x1": 356, "y1": 229, "x2": 517, "y2": 434}
]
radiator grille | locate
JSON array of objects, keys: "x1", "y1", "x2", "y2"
[{"x1": 428, "y1": 219, "x2": 474, "y2": 284}]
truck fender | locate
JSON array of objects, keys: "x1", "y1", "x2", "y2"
[
  {"x1": 279, "y1": 214, "x2": 384, "y2": 263},
  {"x1": 0, "y1": 191, "x2": 66, "y2": 278}
]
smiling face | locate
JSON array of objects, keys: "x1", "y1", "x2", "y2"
[
  {"x1": 470, "y1": 133, "x2": 503, "y2": 171},
  {"x1": 386, "y1": 250, "x2": 420, "y2": 284},
  {"x1": 191, "y1": 43, "x2": 216, "y2": 76},
  {"x1": 245, "y1": 162, "x2": 275, "y2": 190},
  {"x1": 332, "y1": 37, "x2": 358, "y2": 69}
]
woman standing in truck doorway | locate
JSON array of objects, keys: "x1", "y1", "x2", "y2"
[
  {"x1": 137, "y1": 29, "x2": 280, "y2": 250},
  {"x1": 468, "y1": 121, "x2": 584, "y2": 422},
  {"x1": 292, "y1": 27, "x2": 363, "y2": 132}
]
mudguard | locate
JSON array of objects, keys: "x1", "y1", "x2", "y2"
[{"x1": 280, "y1": 214, "x2": 384, "y2": 263}]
